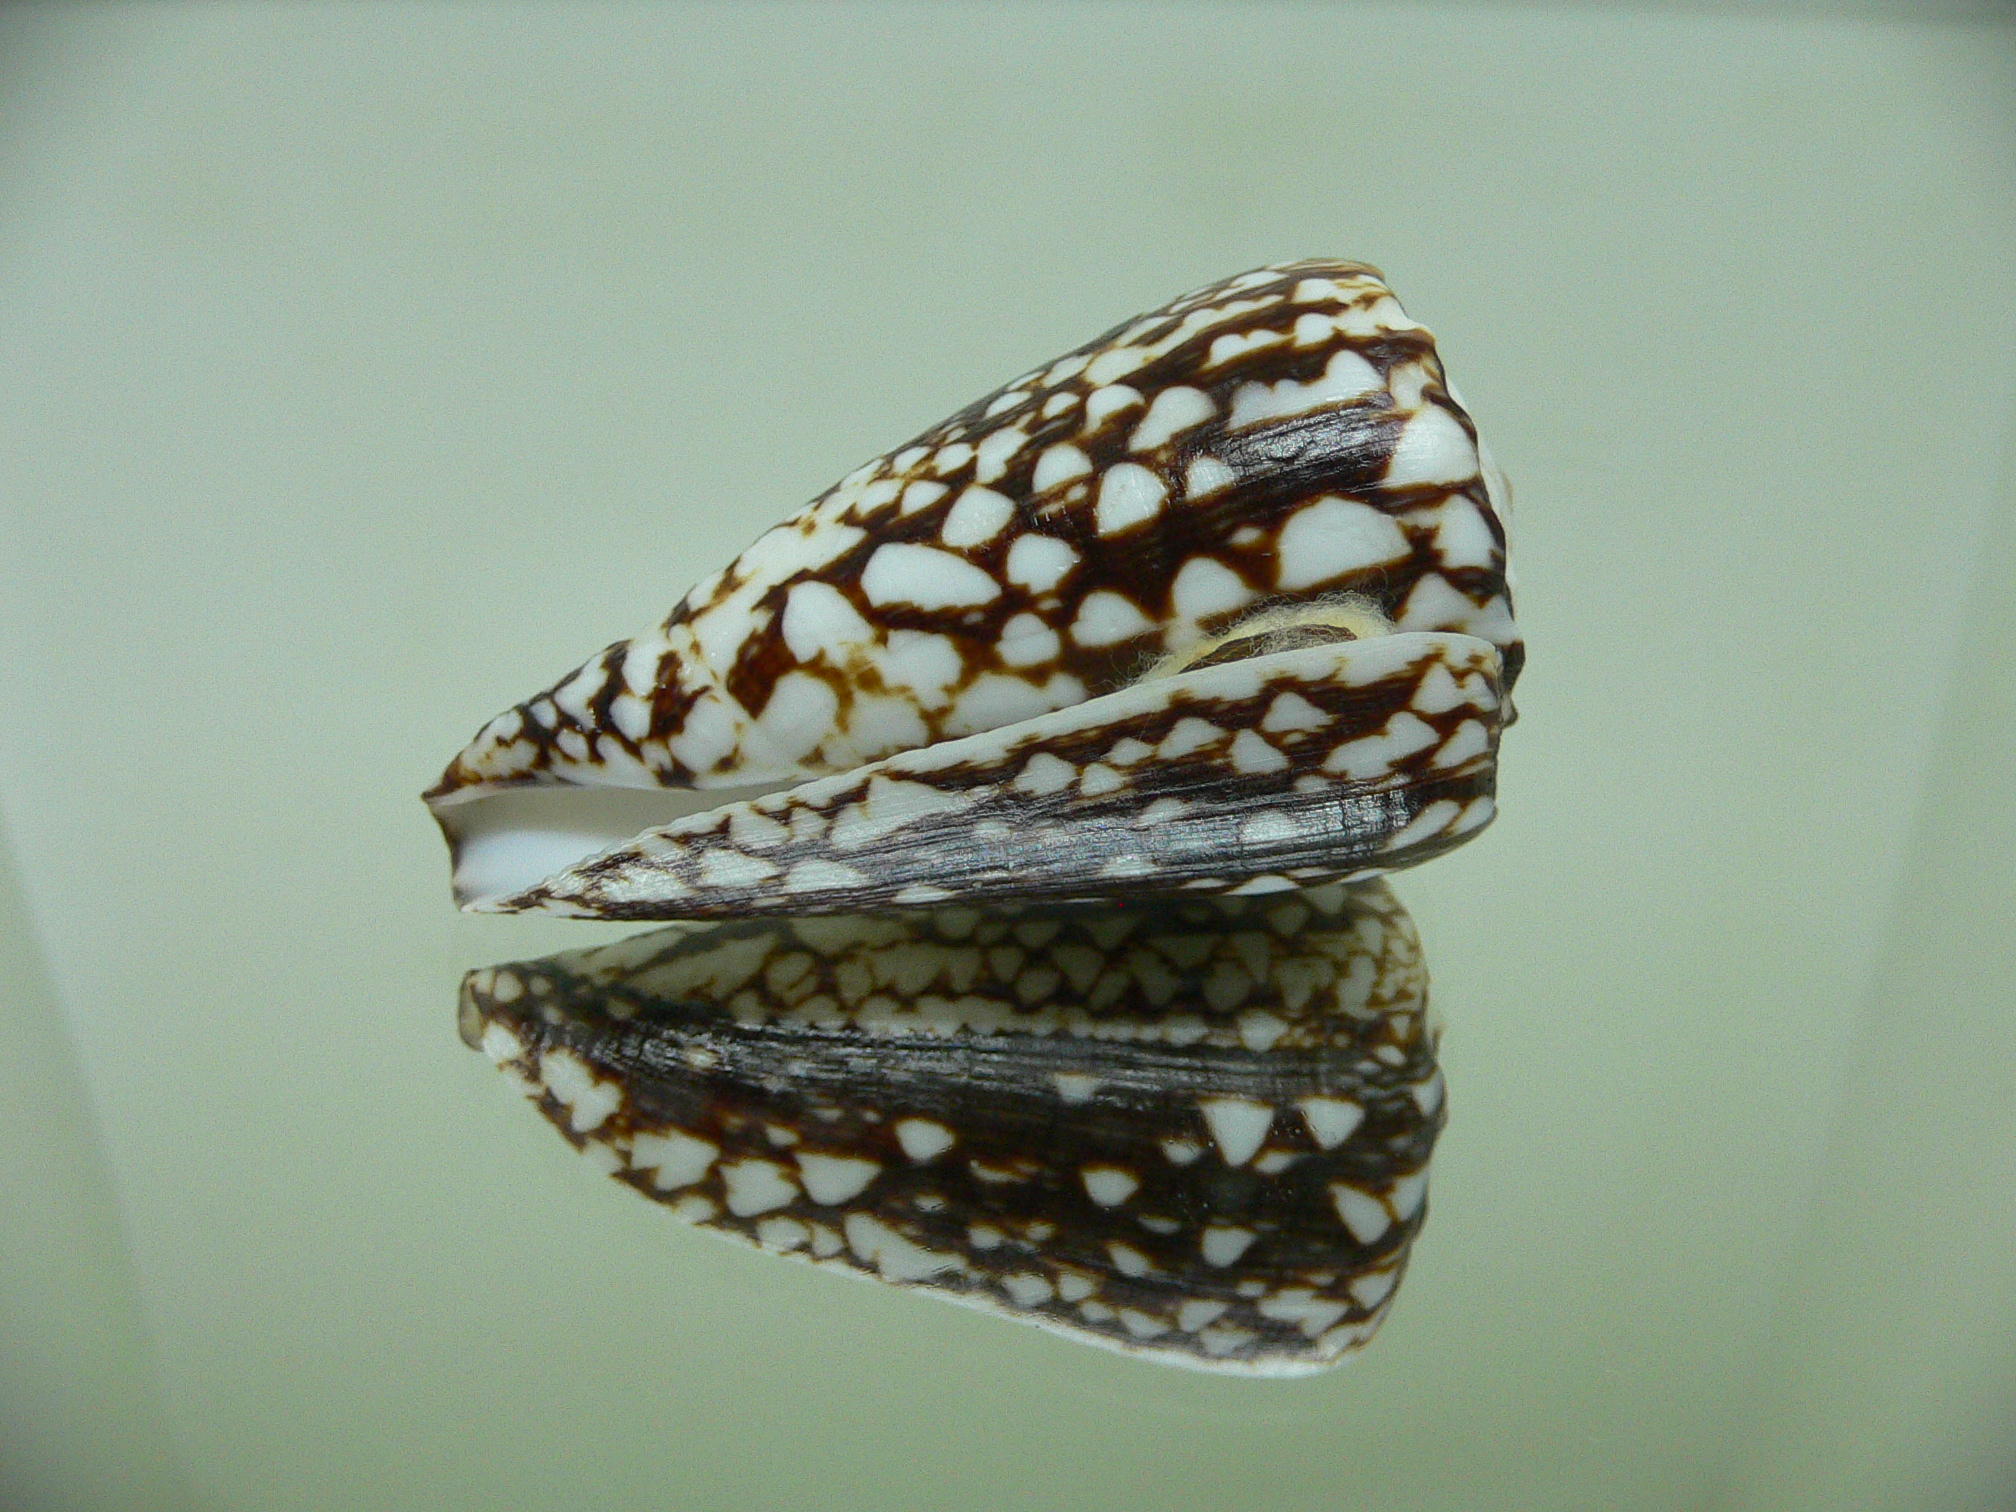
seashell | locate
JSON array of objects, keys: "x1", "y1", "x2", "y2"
[
  {"x1": 459, "y1": 881, "x2": 1444, "y2": 1375},
  {"x1": 427, "y1": 260, "x2": 1519, "y2": 917}
]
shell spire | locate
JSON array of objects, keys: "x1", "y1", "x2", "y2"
[{"x1": 429, "y1": 260, "x2": 1519, "y2": 912}]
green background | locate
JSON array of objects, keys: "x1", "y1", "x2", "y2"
[{"x1": 3, "y1": 4, "x2": 2013, "y2": 1508}]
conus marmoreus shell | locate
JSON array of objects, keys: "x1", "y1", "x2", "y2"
[
  {"x1": 427, "y1": 259, "x2": 1518, "y2": 916},
  {"x1": 461, "y1": 881, "x2": 1444, "y2": 1374}
]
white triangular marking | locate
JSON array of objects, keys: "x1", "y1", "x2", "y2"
[{"x1": 1200, "y1": 1098, "x2": 1274, "y2": 1167}]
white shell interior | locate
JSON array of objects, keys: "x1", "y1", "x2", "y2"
[{"x1": 432, "y1": 780, "x2": 789, "y2": 907}]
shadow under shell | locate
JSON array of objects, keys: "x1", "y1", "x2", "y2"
[{"x1": 460, "y1": 880, "x2": 1445, "y2": 1375}]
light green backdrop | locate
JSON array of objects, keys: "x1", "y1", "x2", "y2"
[{"x1": 2, "y1": 4, "x2": 2012, "y2": 1509}]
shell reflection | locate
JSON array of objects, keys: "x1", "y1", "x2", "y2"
[{"x1": 460, "y1": 881, "x2": 1444, "y2": 1375}]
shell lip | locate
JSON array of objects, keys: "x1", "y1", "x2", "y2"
[
  {"x1": 471, "y1": 766, "x2": 1493, "y2": 920},
  {"x1": 424, "y1": 770, "x2": 539, "y2": 809}
]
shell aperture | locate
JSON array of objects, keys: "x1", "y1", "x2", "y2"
[
  {"x1": 427, "y1": 259, "x2": 1518, "y2": 917},
  {"x1": 459, "y1": 881, "x2": 1444, "y2": 1375}
]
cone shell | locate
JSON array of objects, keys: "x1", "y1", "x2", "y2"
[{"x1": 429, "y1": 259, "x2": 1519, "y2": 914}]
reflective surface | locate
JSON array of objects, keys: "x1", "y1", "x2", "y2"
[
  {"x1": 460, "y1": 885, "x2": 1443, "y2": 1374},
  {"x1": 3, "y1": 5, "x2": 2014, "y2": 1511}
]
